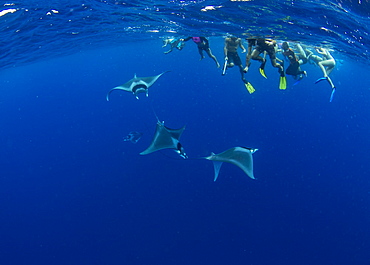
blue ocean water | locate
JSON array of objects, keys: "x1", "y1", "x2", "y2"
[{"x1": 1, "y1": 1, "x2": 370, "y2": 265}]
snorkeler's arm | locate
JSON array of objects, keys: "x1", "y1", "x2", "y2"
[
  {"x1": 181, "y1": 37, "x2": 192, "y2": 42},
  {"x1": 316, "y1": 47, "x2": 326, "y2": 55},
  {"x1": 224, "y1": 39, "x2": 229, "y2": 59},
  {"x1": 239, "y1": 39, "x2": 247, "y2": 53}
]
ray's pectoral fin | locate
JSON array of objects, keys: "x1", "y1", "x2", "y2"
[
  {"x1": 106, "y1": 86, "x2": 127, "y2": 101},
  {"x1": 211, "y1": 160, "x2": 223, "y2": 181},
  {"x1": 204, "y1": 147, "x2": 258, "y2": 181},
  {"x1": 106, "y1": 71, "x2": 169, "y2": 100},
  {"x1": 140, "y1": 120, "x2": 187, "y2": 159},
  {"x1": 140, "y1": 71, "x2": 170, "y2": 88}
]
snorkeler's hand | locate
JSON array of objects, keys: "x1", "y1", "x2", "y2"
[
  {"x1": 243, "y1": 66, "x2": 249, "y2": 73},
  {"x1": 315, "y1": 47, "x2": 324, "y2": 54},
  {"x1": 242, "y1": 49, "x2": 246, "y2": 53},
  {"x1": 225, "y1": 56, "x2": 228, "y2": 61}
]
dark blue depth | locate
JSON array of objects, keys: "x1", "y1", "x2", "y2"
[{"x1": 0, "y1": 38, "x2": 369, "y2": 265}]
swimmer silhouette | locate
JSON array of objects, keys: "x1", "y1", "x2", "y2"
[{"x1": 123, "y1": 131, "x2": 143, "y2": 144}]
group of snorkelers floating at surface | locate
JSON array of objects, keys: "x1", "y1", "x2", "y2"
[
  {"x1": 106, "y1": 35, "x2": 338, "y2": 182},
  {"x1": 162, "y1": 35, "x2": 337, "y2": 102}
]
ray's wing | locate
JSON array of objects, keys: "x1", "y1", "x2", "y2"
[
  {"x1": 106, "y1": 78, "x2": 136, "y2": 101},
  {"x1": 106, "y1": 72, "x2": 169, "y2": 101},
  {"x1": 140, "y1": 122, "x2": 179, "y2": 155},
  {"x1": 138, "y1": 71, "x2": 169, "y2": 88},
  {"x1": 164, "y1": 125, "x2": 185, "y2": 140},
  {"x1": 205, "y1": 147, "x2": 257, "y2": 180},
  {"x1": 117, "y1": 78, "x2": 137, "y2": 91},
  {"x1": 211, "y1": 160, "x2": 223, "y2": 181}
]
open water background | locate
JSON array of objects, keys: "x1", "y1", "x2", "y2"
[{"x1": 0, "y1": 1, "x2": 370, "y2": 264}]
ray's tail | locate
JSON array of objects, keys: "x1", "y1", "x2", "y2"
[{"x1": 149, "y1": 99, "x2": 161, "y2": 123}]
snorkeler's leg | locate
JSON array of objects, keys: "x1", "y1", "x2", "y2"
[
  {"x1": 318, "y1": 60, "x2": 335, "y2": 79},
  {"x1": 325, "y1": 61, "x2": 336, "y2": 75},
  {"x1": 318, "y1": 61, "x2": 328, "y2": 77},
  {"x1": 270, "y1": 57, "x2": 284, "y2": 75},
  {"x1": 226, "y1": 51, "x2": 236, "y2": 68},
  {"x1": 205, "y1": 48, "x2": 213, "y2": 58},
  {"x1": 326, "y1": 76, "x2": 335, "y2": 88},
  {"x1": 252, "y1": 50, "x2": 267, "y2": 78},
  {"x1": 298, "y1": 70, "x2": 306, "y2": 76},
  {"x1": 239, "y1": 66, "x2": 248, "y2": 83},
  {"x1": 303, "y1": 46, "x2": 313, "y2": 57},
  {"x1": 206, "y1": 49, "x2": 220, "y2": 68},
  {"x1": 251, "y1": 49, "x2": 264, "y2": 63},
  {"x1": 198, "y1": 47, "x2": 205, "y2": 60},
  {"x1": 297, "y1": 44, "x2": 307, "y2": 60},
  {"x1": 164, "y1": 48, "x2": 173, "y2": 54},
  {"x1": 162, "y1": 39, "x2": 169, "y2": 48},
  {"x1": 326, "y1": 67, "x2": 334, "y2": 76}
]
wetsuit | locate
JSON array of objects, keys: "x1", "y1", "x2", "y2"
[
  {"x1": 183, "y1": 37, "x2": 210, "y2": 53},
  {"x1": 254, "y1": 38, "x2": 277, "y2": 60},
  {"x1": 246, "y1": 38, "x2": 280, "y2": 67}
]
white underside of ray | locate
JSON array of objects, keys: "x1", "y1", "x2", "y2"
[
  {"x1": 106, "y1": 71, "x2": 168, "y2": 101},
  {"x1": 205, "y1": 147, "x2": 257, "y2": 180}
]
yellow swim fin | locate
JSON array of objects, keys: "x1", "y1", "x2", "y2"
[
  {"x1": 279, "y1": 76, "x2": 287, "y2": 90},
  {"x1": 259, "y1": 60, "x2": 267, "y2": 79},
  {"x1": 245, "y1": 82, "x2": 255, "y2": 94},
  {"x1": 259, "y1": 67, "x2": 267, "y2": 79}
]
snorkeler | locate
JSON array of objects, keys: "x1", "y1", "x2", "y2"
[
  {"x1": 245, "y1": 38, "x2": 286, "y2": 90},
  {"x1": 181, "y1": 37, "x2": 220, "y2": 68},
  {"x1": 294, "y1": 43, "x2": 311, "y2": 65},
  {"x1": 298, "y1": 45, "x2": 323, "y2": 65},
  {"x1": 281, "y1": 41, "x2": 307, "y2": 82},
  {"x1": 223, "y1": 36, "x2": 255, "y2": 93},
  {"x1": 314, "y1": 47, "x2": 336, "y2": 102},
  {"x1": 223, "y1": 36, "x2": 246, "y2": 78},
  {"x1": 162, "y1": 37, "x2": 185, "y2": 54}
]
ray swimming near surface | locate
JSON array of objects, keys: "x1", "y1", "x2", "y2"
[
  {"x1": 106, "y1": 71, "x2": 169, "y2": 100},
  {"x1": 204, "y1": 147, "x2": 258, "y2": 181},
  {"x1": 140, "y1": 120, "x2": 187, "y2": 159}
]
